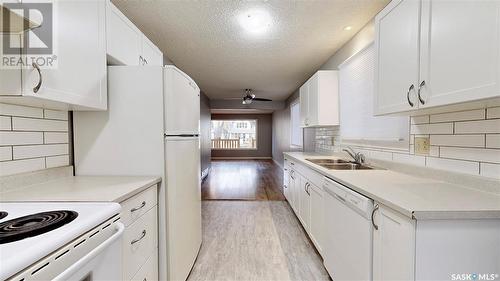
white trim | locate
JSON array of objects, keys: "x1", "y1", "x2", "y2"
[{"x1": 273, "y1": 158, "x2": 283, "y2": 170}]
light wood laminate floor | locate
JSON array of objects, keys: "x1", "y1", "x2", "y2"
[
  {"x1": 202, "y1": 160, "x2": 285, "y2": 201},
  {"x1": 188, "y1": 201, "x2": 330, "y2": 281}
]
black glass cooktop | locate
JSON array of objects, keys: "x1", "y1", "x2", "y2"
[{"x1": 0, "y1": 210, "x2": 78, "y2": 244}]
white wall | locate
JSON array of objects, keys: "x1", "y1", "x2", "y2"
[{"x1": 0, "y1": 103, "x2": 70, "y2": 176}]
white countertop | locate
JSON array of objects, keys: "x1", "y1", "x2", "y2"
[
  {"x1": 284, "y1": 152, "x2": 500, "y2": 220},
  {"x1": 0, "y1": 176, "x2": 161, "y2": 203}
]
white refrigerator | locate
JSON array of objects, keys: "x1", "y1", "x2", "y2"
[{"x1": 74, "y1": 65, "x2": 202, "y2": 281}]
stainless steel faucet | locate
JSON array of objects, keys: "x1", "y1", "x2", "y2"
[{"x1": 342, "y1": 147, "x2": 365, "y2": 164}]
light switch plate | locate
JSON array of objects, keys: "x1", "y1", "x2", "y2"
[{"x1": 415, "y1": 137, "x2": 430, "y2": 155}]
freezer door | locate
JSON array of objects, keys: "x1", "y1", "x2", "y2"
[
  {"x1": 164, "y1": 66, "x2": 200, "y2": 135},
  {"x1": 164, "y1": 136, "x2": 202, "y2": 281}
]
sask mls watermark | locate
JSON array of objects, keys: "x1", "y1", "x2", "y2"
[
  {"x1": 451, "y1": 273, "x2": 500, "y2": 281},
  {"x1": 1, "y1": 1, "x2": 57, "y2": 69}
]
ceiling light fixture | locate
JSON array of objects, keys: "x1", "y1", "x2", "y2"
[
  {"x1": 238, "y1": 9, "x2": 272, "y2": 34},
  {"x1": 343, "y1": 26, "x2": 353, "y2": 31}
]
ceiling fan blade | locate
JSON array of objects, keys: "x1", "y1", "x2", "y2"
[
  {"x1": 220, "y1": 97, "x2": 245, "y2": 100},
  {"x1": 252, "y1": 98, "x2": 273, "y2": 101}
]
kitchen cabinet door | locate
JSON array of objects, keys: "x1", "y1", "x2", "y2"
[
  {"x1": 298, "y1": 176, "x2": 311, "y2": 231},
  {"x1": 141, "y1": 35, "x2": 163, "y2": 66},
  {"x1": 309, "y1": 183, "x2": 323, "y2": 255},
  {"x1": 0, "y1": 33, "x2": 22, "y2": 95},
  {"x1": 307, "y1": 73, "x2": 319, "y2": 126},
  {"x1": 289, "y1": 169, "x2": 299, "y2": 214},
  {"x1": 299, "y1": 83, "x2": 309, "y2": 127},
  {"x1": 374, "y1": 0, "x2": 420, "y2": 115},
  {"x1": 106, "y1": 1, "x2": 142, "y2": 66},
  {"x1": 372, "y1": 203, "x2": 416, "y2": 281},
  {"x1": 20, "y1": 0, "x2": 107, "y2": 110},
  {"x1": 418, "y1": 0, "x2": 500, "y2": 108},
  {"x1": 283, "y1": 167, "x2": 291, "y2": 203}
]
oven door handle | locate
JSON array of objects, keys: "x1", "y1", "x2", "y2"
[{"x1": 53, "y1": 222, "x2": 125, "y2": 280}]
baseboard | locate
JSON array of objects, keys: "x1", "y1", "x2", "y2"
[
  {"x1": 211, "y1": 157, "x2": 272, "y2": 160},
  {"x1": 272, "y1": 158, "x2": 283, "y2": 170}
]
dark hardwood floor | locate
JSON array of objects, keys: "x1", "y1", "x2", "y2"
[{"x1": 202, "y1": 159, "x2": 285, "y2": 201}]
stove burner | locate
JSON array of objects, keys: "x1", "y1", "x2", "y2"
[
  {"x1": 0, "y1": 211, "x2": 7, "y2": 220},
  {"x1": 0, "y1": 210, "x2": 78, "y2": 244}
]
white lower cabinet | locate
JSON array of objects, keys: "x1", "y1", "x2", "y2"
[
  {"x1": 283, "y1": 166, "x2": 291, "y2": 203},
  {"x1": 283, "y1": 157, "x2": 500, "y2": 281},
  {"x1": 120, "y1": 184, "x2": 159, "y2": 281},
  {"x1": 131, "y1": 249, "x2": 158, "y2": 281},
  {"x1": 288, "y1": 166, "x2": 299, "y2": 214},
  {"x1": 309, "y1": 183, "x2": 324, "y2": 254},
  {"x1": 372, "y1": 203, "x2": 415, "y2": 281},
  {"x1": 283, "y1": 157, "x2": 322, "y2": 254},
  {"x1": 298, "y1": 174, "x2": 310, "y2": 230},
  {"x1": 372, "y1": 203, "x2": 500, "y2": 281}
]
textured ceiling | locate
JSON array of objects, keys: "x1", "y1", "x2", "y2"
[{"x1": 113, "y1": 0, "x2": 388, "y2": 101}]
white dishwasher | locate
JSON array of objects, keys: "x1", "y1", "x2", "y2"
[{"x1": 323, "y1": 176, "x2": 374, "y2": 281}]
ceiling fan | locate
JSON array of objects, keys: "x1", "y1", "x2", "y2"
[{"x1": 241, "y1": 89, "x2": 272, "y2": 105}]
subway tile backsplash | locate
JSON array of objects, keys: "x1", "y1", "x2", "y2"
[
  {"x1": 0, "y1": 103, "x2": 70, "y2": 176},
  {"x1": 312, "y1": 106, "x2": 500, "y2": 180}
]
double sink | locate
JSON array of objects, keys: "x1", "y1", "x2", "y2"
[{"x1": 305, "y1": 158, "x2": 379, "y2": 170}]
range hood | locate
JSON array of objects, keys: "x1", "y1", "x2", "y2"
[{"x1": 0, "y1": 4, "x2": 42, "y2": 33}]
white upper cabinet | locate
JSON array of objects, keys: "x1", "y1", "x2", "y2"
[
  {"x1": 299, "y1": 83, "x2": 309, "y2": 127},
  {"x1": 105, "y1": 0, "x2": 142, "y2": 66},
  {"x1": 0, "y1": 0, "x2": 108, "y2": 110},
  {"x1": 374, "y1": 0, "x2": 420, "y2": 115},
  {"x1": 141, "y1": 35, "x2": 163, "y2": 66},
  {"x1": 299, "y1": 70, "x2": 339, "y2": 127},
  {"x1": 418, "y1": 0, "x2": 500, "y2": 108},
  {"x1": 375, "y1": 0, "x2": 500, "y2": 115},
  {"x1": 105, "y1": 1, "x2": 163, "y2": 66}
]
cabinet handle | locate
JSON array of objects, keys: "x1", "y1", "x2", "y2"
[
  {"x1": 371, "y1": 204, "x2": 379, "y2": 230},
  {"x1": 334, "y1": 193, "x2": 345, "y2": 202},
  {"x1": 139, "y1": 55, "x2": 144, "y2": 65},
  {"x1": 130, "y1": 201, "x2": 146, "y2": 212},
  {"x1": 406, "y1": 84, "x2": 415, "y2": 107},
  {"x1": 32, "y1": 62, "x2": 42, "y2": 93},
  {"x1": 131, "y1": 230, "x2": 146, "y2": 244},
  {"x1": 417, "y1": 80, "x2": 426, "y2": 105}
]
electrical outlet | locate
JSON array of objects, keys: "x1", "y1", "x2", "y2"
[{"x1": 415, "y1": 137, "x2": 430, "y2": 155}]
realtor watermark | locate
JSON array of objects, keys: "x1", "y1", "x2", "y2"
[
  {"x1": 1, "y1": 1, "x2": 57, "y2": 69},
  {"x1": 451, "y1": 273, "x2": 499, "y2": 281}
]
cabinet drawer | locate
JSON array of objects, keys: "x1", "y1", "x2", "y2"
[
  {"x1": 131, "y1": 249, "x2": 158, "y2": 281},
  {"x1": 123, "y1": 206, "x2": 158, "y2": 280},
  {"x1": 120, "y1": 185, "x2": 157, "y2": 227}
]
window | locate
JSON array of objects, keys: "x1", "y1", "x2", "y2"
[
  {"x1": 211, "y1": 120, "x2": 257, "y2": 149},
  {"x1": 290, "y1": 100, "x2": 303, "y2": 147}
]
